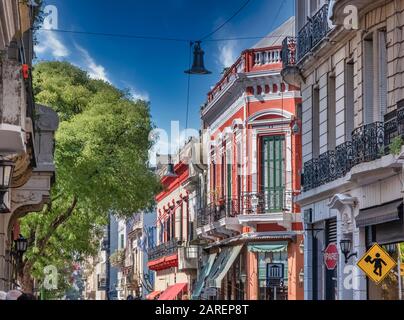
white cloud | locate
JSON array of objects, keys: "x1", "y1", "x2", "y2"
[
  {"x1": 217, "y1": 41, "x2": 238, "y2": 69},
  {"x1": 129, "y1": 87, "x2": 150, "y2": 102},
  {"x1": 75, "y1": 45, "x2": 110, "y2": 82},
  {"x1": 35, "y1": 30, "x2": 69, "y2": 58}
]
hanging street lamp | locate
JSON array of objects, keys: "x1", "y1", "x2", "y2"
[
  {"x1": 164, "y1": 155, "x2": 178, "y2": 178},
  {"x1": 185, "y1": 41, "x2": 212, "y2": 75},
  {"x1": 0, "y1": 160, "x2": 14, "y2": 214}
]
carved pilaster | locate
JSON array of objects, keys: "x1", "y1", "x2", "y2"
[{"x1": 328, "y1": 194, "x2": 358, "y2": 235}]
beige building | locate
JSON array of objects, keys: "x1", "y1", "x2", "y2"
[
  {"x1": 0, "y1": 0, "x2": 58, "y2": 291},
  {"x1": 82, "y1": 237, "x2": 109, "y2": 300},
  {"x1": 282, "y1": 0, "x2": 404, "y2": 300}
]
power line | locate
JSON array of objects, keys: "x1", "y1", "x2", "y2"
[
  {"x1": 199, "y1": 0, "x2": 253, "y2": 41},
  {"x1": 38, "y1": 28, "x2": 293, "y2": 43},
  {"x1": 38, "y1": 28, "x2": 191, "y2": 43},
  {"x1": 185, "y1": 42, "x2": 193, "y2": 129}
]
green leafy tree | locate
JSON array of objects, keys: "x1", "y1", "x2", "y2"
[{"x1": 20, "y1": 62, "x2": 160, "y2": 297}]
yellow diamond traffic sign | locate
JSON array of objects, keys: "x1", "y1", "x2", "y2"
[{"x1": 357, "y1": 244, "x2": 397, "y2": 284}]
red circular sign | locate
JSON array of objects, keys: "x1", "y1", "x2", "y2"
[{"x1": 324, "y1": 243, "x2": 339, "y2": 270}]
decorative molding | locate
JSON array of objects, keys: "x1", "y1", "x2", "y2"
[{"x1": 328, "y1": 194, "x2": 358, "y2": 235}]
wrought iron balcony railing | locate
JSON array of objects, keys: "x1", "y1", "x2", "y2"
[
  {"x1": 352, "y1": 122, "x2": 385, "y2": 165},
  {"x1": 303, "y1": 110, "x2": 404, "y2": 192},
  {"x1": 281, "y1": 37, "x2": 297, "y2": 67},
  {"x1": 147, "y1": 238, "x2": 179, "y2": 261},
  {"x1": 297, "y1": 4, "x2": 330, "y2": 61},
  {"x1": 242, "y1": 190, "x2": 293, "y2": 214},
  {"x1": 196, "y1": 198, "x2": 240, "y2": 228}
]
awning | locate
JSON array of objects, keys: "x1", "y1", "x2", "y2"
[
  {"x1": 147, "y1": 253, "x2": 178, "y2": 271},
  {"x1": 356, "y1": 200, "x2": 402, "y2": 228},
  {"x1": 208, "y1": 245, "x2": 243, "y2": 288},
  {"x1": 248, "y1": 243, "x2": 288, "y2": 253},
  {"x1": 146, "y1": 291, "x2": 161, "y2": 300},
  {"x1": 158, "y1": 283, "x2": 187, "y2": 300},
  {"x1": 191, "y1": 253, "x2": 217, "y2": 300},
  {"x1": 203, "y1": 232, "x2": 297, "y2": 250}
]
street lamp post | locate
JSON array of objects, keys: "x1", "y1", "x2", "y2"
[{"x1": 340, "y1": 239, "x2": 357, "y2": 263}]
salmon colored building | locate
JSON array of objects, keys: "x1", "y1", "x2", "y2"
[
  {"x1": 192, "y1": 17, "x2": 304, "y2": 300},
  {"x1": 147, "y1": 139, "x2": 200, "y2": 300}
]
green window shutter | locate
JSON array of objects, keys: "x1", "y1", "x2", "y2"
[{"x1": 261, "y1": 136, "x2": 285, "y2": 212}]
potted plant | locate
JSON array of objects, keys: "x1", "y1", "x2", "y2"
[{"x1": 109, "y1": 249, "x2": 125, "y2": 268}]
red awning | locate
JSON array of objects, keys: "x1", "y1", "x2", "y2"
[
  {"x1": 146, "y1": 291, "x2": 162, "y2": 300},
  {"x1": 147, "y1": 253, "x2": 178, "y2": 271},
  {"x1": 158, "y1": 283, "x2": 188, "y2": 300}
]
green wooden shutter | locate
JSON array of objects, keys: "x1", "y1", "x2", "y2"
[{"x1": 261, "y1": 136, "x2": 285, "y2": 212}]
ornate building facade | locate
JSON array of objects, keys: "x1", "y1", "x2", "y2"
[
  {"x1": 0, "y1": 1, "x2": 58, "y2": 291},
  {"x1": 193, "y1": 18, "x2": 304, "y2": 301},
  {"x1": 281, "y1": 0, "x2": 404, "y2": 300}
]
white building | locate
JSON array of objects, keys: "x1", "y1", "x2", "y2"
[
  {"x1": 116, "y1": 211, "x2": 156, "y2": 300},
  {"x1": 282, "y1": 0, "x2": 404, "y2": 300}
]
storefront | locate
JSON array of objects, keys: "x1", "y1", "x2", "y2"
[
  {"x1": 356, "y1": 200, "x2": 404, "y2": 300},
  {"x1": 250, "y1": 243, "x2": 289, "y2": 300}
]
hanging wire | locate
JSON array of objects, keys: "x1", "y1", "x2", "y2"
[
  {"x1": 185, "y1": 42, "x2": 193, "y2": 129},
  {"x1": 38, "y1": 28, "x2": 292, "y2": 43},
  {"x1": 199, "y1": 0, "x2": 252, "y2": 41},
  {"x1": 38, "y1": 28, "x2": 192, "y2": 42}
]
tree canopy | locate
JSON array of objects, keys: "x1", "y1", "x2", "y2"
[{"x1": 20, "y1": 61, "x2": 160, "y2": 296}]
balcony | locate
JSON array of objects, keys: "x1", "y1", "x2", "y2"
[
  {"x1": 281, "y1": 4, "x2": 331, "y2": 86},
  {"x1": 281, "y1": 37, "x2": 297, "y2": 68},
  {"x1": 196, "y1": 199, "x2": 240, "y2": 228},
  {"x1": 297, "y1": 4, "x2": 330, "y2": 62},
  {"x1": 147, "y1": 238, "x2": 198, "y2": 271},
  {"x1": 238, "y1": 191, "x2": 296, "y2": 229},
  {"x1": 148, "y1": 238, "x2": 179, "y2": 261},
  {"x1": 196, "y1": 199, "x2": 242, "y2": 238},
  {"x1": 197, "y1": 192, "x2": 297, "y2": 234},
  {"x1": 303, "y1": 110, "x2": 404, "y2": 192}
]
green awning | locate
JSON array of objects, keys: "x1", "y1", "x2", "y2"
[
  {"x1": 191, "y1": 253, "x2": 217, "y2": 300},
  {"x1": 208, "y1": 245, "x2": 243, "y2": 288},
  {"x1": 248, "y1": 243, "x2": 288, "y2": 253}
]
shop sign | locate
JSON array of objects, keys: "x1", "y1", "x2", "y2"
[
  {"x1": 266, "y1": 263, "x2": 284, "y2": 287},
  {"x1": 324, "y1": 243, "x2": 339, "y2": 270},
  {"x1": 357, "y1": 243, "x2": 397, "y2": 284}
]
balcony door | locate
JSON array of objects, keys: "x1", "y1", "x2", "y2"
[{"x1": 260, "y1": 136, "x2": 286, "y2": 212}]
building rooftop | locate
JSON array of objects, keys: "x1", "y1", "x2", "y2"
[{"x1": 253, "y1": 16, "x2": 295, "y2": 49}]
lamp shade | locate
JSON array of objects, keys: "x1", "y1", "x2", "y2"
[
  {"x1": 0, "y1": 160, "x2": 14, "y2": 190},
  {"x1": 340, "y1": 239, "x2": 352, "y2": 255},
  {"x1": 14, "y1": 235, "x2": 28, "y2": 254}
]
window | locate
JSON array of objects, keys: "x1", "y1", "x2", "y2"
[
  {"x1": 227, "y1": 151, "x2": 232, "y2": 200},
  {"x1": 363, "y1": 35, "x2": 375, "y2": 124},
  {"x1": 120, "y1": 234, "x2": 124, "y2": 249},
  {"x1": 297, "y1": 0, "x2": 307, "y2": 31},
  {"x1": 327, "y1": 73, "x2": 336, "y2": 150},
  {"x1": 345, "y1": 60, "x2": 355, "y2": 139},
  {"x1": 377, "y1": 30, "x2": 387, "y2": 121},
  {"x1": 363, "y1": 30, "x2": 388, "y2": 124},
  {"x1": 312, "y1": 86, "x2": 320, "y2": 158},
  {"x1": 261, "y1": 136, "x2": 286, "y2": 212}
]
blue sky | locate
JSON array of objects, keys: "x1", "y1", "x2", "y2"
[{"x1": 35, "y1": 0, "x2": 294, "y2": 159}]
